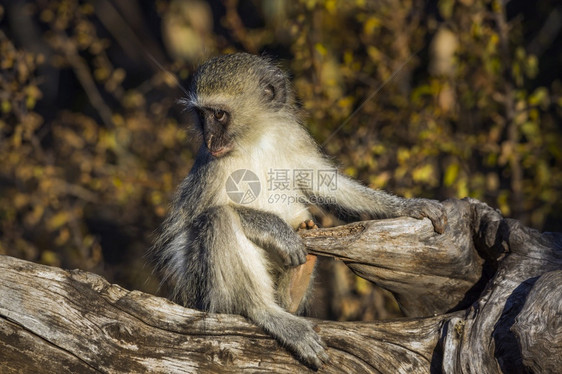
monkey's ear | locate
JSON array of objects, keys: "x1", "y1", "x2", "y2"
[
  {"x1": 261, "y1": 74, "x2": 288, "y2": 110},
  {"x1": 264, "y1": 84, "x2": 275, "y2": 102}
]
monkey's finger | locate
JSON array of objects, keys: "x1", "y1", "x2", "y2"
[
  {"x1": 297, "y1": 251, "x2": 307, "y2": 266},
  {"x1": 420, "y1": 210, "x2": 446, "y2": 234},
  {"x1": 406, "y1": 199, "x2": 447, "y2": 234},
  {"x1": 305, "y1": 219, "x2": 317, "y2": 229},
  {"x1": 308, "y1": 350, "x2": 329, "y2": 370},
  {"x1": 297, "y1": 220, "x2": 319, "y2": 232},
  {"x1": 296, "y1": 338, "x2": 327, "y2": 370},
  {"x1": 288, "y1": 252, "x2": 306, "y2": 267},
  {"x1": 313, "y1": 331, "x2": 328, "y2": 351},
  {"x1": 428, "y1": 212, "x2": 446, "y2": 234},
  {"x1": 294, "y1": 248, "x2": 307, "y2": 266},
  {"x1": 283, "y1": 242, "x2": 307, "y2": 267},
  {"x1": 311, "y1": 339, "x2": 329, "y2": 366},
  {"x1": 422, "y1": 202, "x2": 447, "y2": 234}
]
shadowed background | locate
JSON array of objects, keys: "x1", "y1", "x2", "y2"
[{"x1": 1, "y1": 0, "x2": 561, "y2": 321}]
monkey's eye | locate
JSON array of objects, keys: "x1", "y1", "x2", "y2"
[{"x1": 214, "y1": 110, "x2": 228, "y2": 123}]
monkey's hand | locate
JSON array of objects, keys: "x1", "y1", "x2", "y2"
[
  {"x1": 273, "y1": 229, "x2": 308, "y2": 268},
  {"x1": 401, "y1": 198, "x2": 447, "y2": 234},
  {"x1": 235, "y1": 206, "x2": 308, "y2": 268}
]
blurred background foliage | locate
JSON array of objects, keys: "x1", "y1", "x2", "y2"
[{"x1": 1, "y1": 0, "x2": 561, "y2": 321}]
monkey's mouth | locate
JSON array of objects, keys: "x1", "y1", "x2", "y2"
[
  {"x1": 205, "y1": 133, "x2": 233, "y2": 158},
  {"x1": 209, "y1": 144, "x2": 233, "y2": 158}
]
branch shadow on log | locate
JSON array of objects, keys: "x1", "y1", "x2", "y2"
[
  {"x1": 1, "y1": 197, "x2": 561, "y2": 373},
  {"x1": 511, "y1": 270, "x2": 562, "y2": 373},
  {"x1": 492, "y1": 277, "x2": 539, "y2": 374}
]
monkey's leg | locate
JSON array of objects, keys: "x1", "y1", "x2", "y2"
[
  {"x1": 234, "y1": 207, "x2": 317, "y2": 312},
  {"x1": 310, "y1": 173, "x2": 447, "y2": 233},
  {"x1": 195, "y1": 206, "x2": 328, "y2": 369}
]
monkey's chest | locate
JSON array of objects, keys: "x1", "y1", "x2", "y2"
[{"x1": 221, "y1": 167, "x2": 312, "y2": 228}]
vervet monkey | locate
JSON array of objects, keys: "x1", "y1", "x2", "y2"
[{"x1": 151, "y1": 53, "x2": 446, "y2": 369}]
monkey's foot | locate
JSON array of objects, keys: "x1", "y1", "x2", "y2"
[
  {"x1": 294, "y1": 324, "x2": 328, "y2": 370},
  {"x1": 297, "y1": 219, "x2": 319, "y2": 231},
  {"x1": 402, "y1": 198, "x2": 448, "y2": 234},
  {"x1": 279, "y1": 317, "x2": 328, "y2": 370}
]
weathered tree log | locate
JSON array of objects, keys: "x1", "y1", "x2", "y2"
[
  {"x1": 0, "y1": 198, "x2": 560, "y2": 373},
  {"x1": 301, "y1": 198, "x2": 493, "y2": 317}
]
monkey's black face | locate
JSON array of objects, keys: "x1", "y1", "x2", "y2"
[{"x1": 194, "y1": 107, "x2": 234, "y2": 158}]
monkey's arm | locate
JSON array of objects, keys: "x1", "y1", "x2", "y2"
[
  {"x1": 308, "y1": 173, "x2": 447, "y2": 233},
  {"x1": 234, "y1": 206, "x2": 307, "y2": 267}
]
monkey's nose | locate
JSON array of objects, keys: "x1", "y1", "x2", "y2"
[{"x1": 205, "y1": 134, "x2": 214, "y2": 150}]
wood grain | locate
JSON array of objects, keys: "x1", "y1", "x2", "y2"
[{"x1": 1, "y1": 198, "x2": 561, "y2": 373}]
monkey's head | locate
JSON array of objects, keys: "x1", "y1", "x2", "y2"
[{"x1": 186, "y1": 53, "x2": 296, "y2": 158}]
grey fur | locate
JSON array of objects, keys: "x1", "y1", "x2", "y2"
[
  {"x1": 150, "y1": 53, "x2": 446, "y2": 369},
  {"x1": 235, "y1": 206, "x2": 307, "y2": 269}
]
